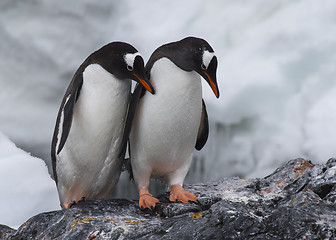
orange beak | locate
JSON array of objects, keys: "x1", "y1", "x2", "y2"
[
  {"x1": 204, "y1": 72, "x2": 219, "y2": 98},
  {"x1": 133, "y1": 74, "x2": 154, "y2": 94}
]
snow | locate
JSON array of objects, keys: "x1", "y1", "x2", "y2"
[
  {"x1": 0, "y1": 0, "x2": 336, "y2": 227},
  {"x1": 0, "y1": 132, "x2": 60, "y2": 228}
]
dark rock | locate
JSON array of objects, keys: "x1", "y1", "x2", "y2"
[
  {"x1": 4, "y1": 158, "x2": 336, "y2": 239},
  {"x1": 0, "y1": 225, "x2": 15, "y2": 240}
]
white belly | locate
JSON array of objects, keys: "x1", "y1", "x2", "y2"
[
  {"x1": 130, "y1": 58, "x2": 202, "y2": 186},
  {"x1": 56, "y1": 64, "x2": 131, "y2": 203}
]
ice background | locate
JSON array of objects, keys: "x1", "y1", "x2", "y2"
[{"x1": 1, "y1": 0, "x2": 336, "y2": 228}]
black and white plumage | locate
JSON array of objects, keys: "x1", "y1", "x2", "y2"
[
  {"x1": 129, "y1": 37, "x2": 219, "y2": 210},
  {"x1": 51, "y1": 42, "x2": 154, "y2": 209}
]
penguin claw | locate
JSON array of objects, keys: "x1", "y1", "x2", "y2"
[
  {"x1": 138, "y1": 188, "x2": 159, "y2": 210},
  {"x1": 139, "y1": 195, "x2": 159, "y2": 210},
  {"x1": 169, "y1": 185, "x2": 198, "y2": 204},
  {"x1": 190, "y1": 199, "x2": 200, "y2": 204},
  {"x1": 64, "y1": 201, "x2": 76, "y2": 209},
  {"x1": 63, "y1": 197, "x2": 86, "y2": 209}
]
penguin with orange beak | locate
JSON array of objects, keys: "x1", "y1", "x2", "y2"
[
  {"x1": 129, "y1": 37, "x2": 219, "y2": 210},
  {"x1": 51, "y1": 42, "x2": 154, "y2": 209}
]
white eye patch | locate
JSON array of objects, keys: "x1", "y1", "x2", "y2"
[
  {"x1": 124, "y1": 52, "x2": 141, "y2": 69},
  {"x1": 202, "y1": 50, "x2": 215, "y2": 69}
]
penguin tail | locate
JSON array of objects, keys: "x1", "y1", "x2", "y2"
[{"x1": 122, "y1": 158, "x2": 134, "y2": 181}]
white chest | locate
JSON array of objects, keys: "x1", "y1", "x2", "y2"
[
  {"x1": 131, "y1": 58, "x2": 203, "y2": 176},
  {"x1": 60, "y1": 64, "x2": 131, "y2": 170},
  {"x1": 144, "y1": 57, "x2": 202, "y2": 133}
]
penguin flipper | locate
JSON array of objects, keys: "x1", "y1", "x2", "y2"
[
  {"x1": 195, "y1": 99, "x2": 209, "y2": 150},
  {"x1": 56, "y1": 75, "x2": 83, "y2": 155},
  {"x1": 52, "y1": 74, "x2": 83, "y2": 157},
  {"x1": 118, "y1": 84, "x2": 144, "y2": 158},
  {"x1": 51, "y1": 74, "x2": 83, "y2": 182}
]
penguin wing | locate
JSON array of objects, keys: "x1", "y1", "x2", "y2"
[
  {"x1": 195, "y1": 99, "x2": 209, "y2": 150},
  {"x1": 118, "y1": 84, "x2": 144, "y2": 158},
  {"x1": 51, "y1": 74, "x2": 83, "y2": 181}
]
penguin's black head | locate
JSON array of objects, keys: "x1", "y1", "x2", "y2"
[
  {"x1": 87, "y1": 42, "x2": 155, "y2": 94},
  {"x1": 147, "y1": 37, "x2": 219, "y2": 98},
  {"x1": 176, "y1": 37, "x2": 219, "y2": 98}
]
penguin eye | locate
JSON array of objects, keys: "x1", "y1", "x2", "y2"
[
  {"x1": 201, "y1": 63, "x2": 207, "y2": 70},
  {"x1": 127, "y1": 65, "x2": 134, "y2": 71}
]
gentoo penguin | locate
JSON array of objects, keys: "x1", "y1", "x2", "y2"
[
  {"x1": 51, "y1": 42, "x2": 154, "y2": 209},
  {"x1": 129, "y1": 37, "x2": 219, "y2": 210}
]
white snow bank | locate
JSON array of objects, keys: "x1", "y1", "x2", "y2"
[{"x1": 0, "y1": 132, "x2": 60, "y2": 228}]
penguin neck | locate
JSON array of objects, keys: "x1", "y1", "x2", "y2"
[
  {"x1": 150, "y1": 57, "x2": 202, "y2": 97},
  {"x1": 79, "y1": 63, "x2": 131, "y2": 127},
  {"x1": 82, "y1": 63, "x2": 131, "y2": 96}
]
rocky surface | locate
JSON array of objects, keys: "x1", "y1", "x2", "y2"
[{"x1": 3, "y1": 158, "x2": 336, "y2": 239}]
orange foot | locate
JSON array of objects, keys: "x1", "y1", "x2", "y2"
[
  {"x1": 63, "y1": 197, "x2": 86, "y2": 209},
  {"x1": 139, "y1": 188, "x2": 159, "y2": 210},
  {"x1": 169, "y1": 185, "x2": 198, "y2": 204},
  {"x1": 64, "y1": 201, "x2": 76, "y2": 209}
]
